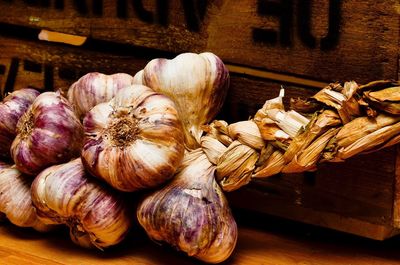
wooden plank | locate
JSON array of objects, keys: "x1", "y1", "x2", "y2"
[
  {"x1": 0, "y1": 0, "x2": 398, "y2": 83},
  {"x1": 233, "y1": 192, "x2": 399, "y2": 241},
  {"x1": 0, "y1": 35, "x2": 151, "y2": 96},
  {"x1": 1, "y1": 221, "x2": 400, "y2": 265},
  {"x1": 394, "y1": 145, "x2": 400, "y2": 228},
  {"x1": 0, "y1": 33, "x2": 319, "y2": 108}
]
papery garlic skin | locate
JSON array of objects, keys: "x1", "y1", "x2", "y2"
[
  {"x1": 137, "y1": 150, "x2": 237, "y2": 264},
  {"x1": 0, "y1": 163, "x2": 52, "y2": 231},
  {"x1": 11, "y1": 92, "x2": 84, "y2": 175},
  {"x1": 0, "y1": 89, "x2": 39, "y2": 159},
  {"x1": 82, "y1": 85, "x2": 185, "y2": 192},
  {"x1": 134, "y1": 52, "x2": 230, "y2": 149},
  {"x1": 31, "y1": 158, "x2": 132, "y2": 249},
  {"x1": 68, "y1": 72, "x2": 135, "y2": 119}
]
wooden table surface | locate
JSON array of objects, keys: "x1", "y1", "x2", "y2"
[{"x1": 1, "y1": 212, "x2": 400, "y2": 265}]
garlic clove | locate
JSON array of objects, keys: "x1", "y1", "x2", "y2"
[
  {"x1": 0, "y1": 163, "x2": 52, "y2": 231},
  {"x1": 0, "y1": 88, "x2": 39, "y2": 159},
  {"x1": 134, "y1": 52, "x2": 230, "y2": 150},
  {"x1": 137, "y1": 150, "x2": 237, "y2": 263},
  {"x1": 11, "y1": 92, "x2": 84, "y2": 175},
  {"x1": 82, "y1": 84, "x2": 185, "y2": 192},
  {"x1": 68, "y1": 72, "x2": 135, "y2": 120},
  {"x1": 31, "y1": 158, "x2": 133, "y2": 249}
]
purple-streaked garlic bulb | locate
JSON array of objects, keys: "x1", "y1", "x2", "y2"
[
  {"x1": 68, "y1": 72, "x2": 135, "y2": 119},
  {"x1": 137, "y1": 149, "x2": 238, "y2": 264},
  {"x1": 81, "y1": 84, "x2": 185, "y2": 192},
  {"x1": 133, "y1": 52, "x2": 230, "y2": 149},
  {"x1": 31, "y1": 158, "x2": 132, "y2": 249},
  {"x1": 0, "y1": 161, "x2": 9, "y2": 222},
  {"x1": 0, "y1": 161, "x2": 8, "y2": 221},
  {"x1": 11, "y1": 92, "x2": 84, "y2": 175},
  {"x1": 0, "y1": 89, "x2": 40, "y2": 159},
  {"x1": 0, "y1": 162, "x2": 52, "y2": 231}
]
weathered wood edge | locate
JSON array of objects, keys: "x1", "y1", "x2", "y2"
[{"x1": 228, "y1": 188, "x2": 400, "y2": 241}]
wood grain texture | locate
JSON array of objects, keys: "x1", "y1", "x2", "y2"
[
  {"x1": 0, "y1": 35, "x2": 151, "y2": 96},
  {"x1": 394, "y1": 145, "x2": 400, "y2": 228},
  {"x1": 0, "y1": 0, "x2": 399, "y2": 82},
  {"x1": 1, "y1": 221, "x2": 400, "y2": 265}
]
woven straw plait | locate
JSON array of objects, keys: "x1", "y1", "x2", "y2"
[{"x1": 197, "y1": 80, "x2": 400, "y2": 192}]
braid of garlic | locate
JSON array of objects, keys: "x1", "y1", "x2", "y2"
[{"x1": 199, "y1": 80, "x2": 400, "y2": 192}]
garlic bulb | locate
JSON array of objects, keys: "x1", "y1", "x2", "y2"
[
  {"x1": 0, "y1": 88, "x2": 39, "y2": 159},
  {"x1": 11, "y1": 92, "x2": 84, "y2": 175},
  {"x1": 68, "y1": 72, "x2": 135, "y2": 119},
  {"x1": 137, "y1": 149, "x2": 237, "y2": 263},
  {"x1": 82, "y1": 85, "x2": 185, "y2": 192},
  {"x1": 134, "y1": 52, "x2": 230, "y2": 149},
  {"x1": 0, "y1": 162, "x2": 7, "y2": 222},
  {"x1": 31, "y1": 158, "x2": 132, "y2": 249},
  {"x1": 0, "y1": 163, "x2": 52, "y2": 232}
]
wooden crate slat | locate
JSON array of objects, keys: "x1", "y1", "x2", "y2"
[{"x1": 0, "y1": 0, "x2": 398, "y2": 83}]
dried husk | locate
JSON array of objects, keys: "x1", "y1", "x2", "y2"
[
  {"x1": 337, "y1": 121, "x2": 400, "y2": 160},
  {"x1": 253, "y1": 150, "x2": 285, "y2": 178},
  {"x1": 283, "y1": 110, "x2": 341, "y2": 163},
  {"x1": 364, "y1": 87, "x2": 400, "y2": 114},
  {"x1": 137, "y1": 150, "x2": 237, "y2": 263},
  {"x1": 290, "y1": 97, "x2": 322, "y2": 113},
  {"x1": 282, "y1": 128, "x2": 339, "y2": 173},
  {"x1": 202, "y1": 120, "x2": 233, "y2": 146},
  {"x1": 228, "y1": 120, "x2": 264, "y2": 150},
  {"x1": 216, "y1": 141, "x2": 259, "y2": 192},
  {"x1": 335, "y1": 114, "x2": 400, "y2": 148},
  {"x1": 201, "y1": 135, "x2": 227, "y2": 165}
]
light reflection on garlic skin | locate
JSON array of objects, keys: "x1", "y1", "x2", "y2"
[
  {"x1": 68, "y1": 72, "x2": 135, "y2": 120},
  {"x1": 133, "y1": 52, "x2": 230, "y2": 150},
  {"x1": 137, "y1": 150, "x2": 238, "y2": 264},
  {"x1": 0, "y1": 163, "x2": 52, "y2": 232},
  {"x1": 81, "y1": 85, "x2": 185, "y2": 192},
  {"x1": 0, "y1": 89, "x2": 39, "y2": 159},
  {"x1": 10, "y1": 92, "x2": 84, "y2": 176},
  {"x1": 31, "y1": 158, "x2": 132, "y2": 249}
]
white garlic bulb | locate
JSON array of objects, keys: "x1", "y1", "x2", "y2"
[
  {"x1": 31, "y1": 158, "x2": 133, "y2": 249},
  {"x1": 68, "y1": 72, "x2": 135, "y2": 119},
  {"x1": 0, "y1": 162, "x2": 52, "y2": 232},
  {"x1": 137, "y1": 150, "x2": 238, "y2": 263},
  {"x1": 81, "y1": 84, "x2": 185, "y2": 192},
  {"x1": 133, "y1": 52, "x2": 230, "y2": 149}
]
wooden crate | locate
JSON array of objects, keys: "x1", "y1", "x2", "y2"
[{"x1": 0, "y1": 0, "x2": 399, "y2": 240}]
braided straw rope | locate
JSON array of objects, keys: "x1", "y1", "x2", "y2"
[{"x1": 197, "y1": 80, "x2": 400, "y2": 192}]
